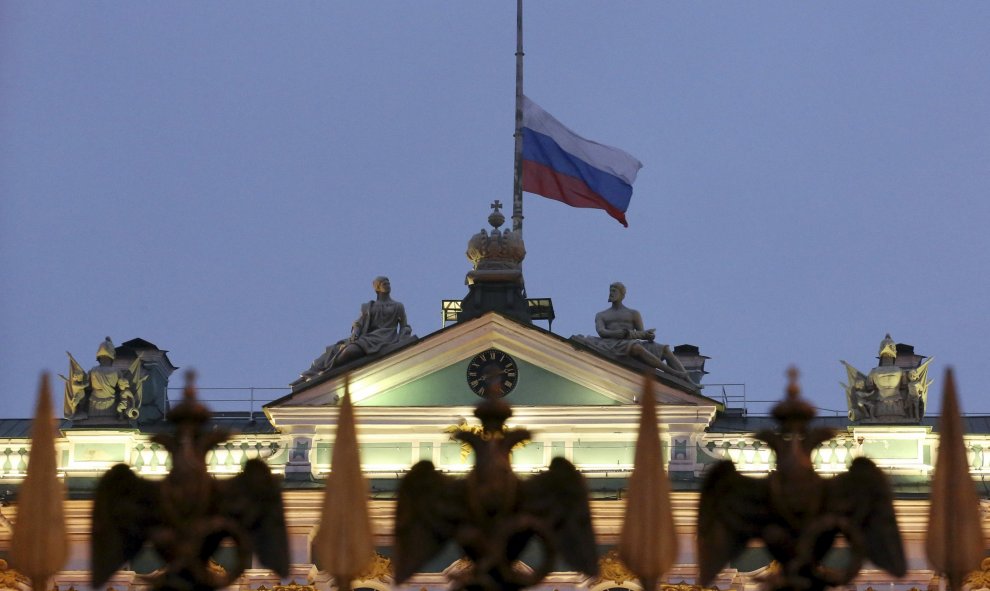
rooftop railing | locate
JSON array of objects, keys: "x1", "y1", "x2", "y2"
[{"x1": 166, "y1": 387, "x2": 290, "y2": 421}]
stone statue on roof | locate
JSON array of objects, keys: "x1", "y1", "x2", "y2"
[
  {"x1": 841, "y1": 334, "x2": 933, "y2": 423},
  {"x1": 62, "y1": 336, "x2": 146, "y2": 424},
  {"x1": 301, "y1": 276, "x2": 417, "y2": 380},
  {"x1": 571, "y1": 282, "x2": 691, "y2": 382}
]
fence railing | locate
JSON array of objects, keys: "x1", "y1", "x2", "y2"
[
  {"x1": 702, "y1": 382, "x2": 846, "y2": 417},
  {"x1": 166, "y1": 387, "x2": 291, "y2": 421}
]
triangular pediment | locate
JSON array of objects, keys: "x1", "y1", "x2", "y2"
[{"x1": 268, "y1": 313, "x2": 718, "y2": 411}]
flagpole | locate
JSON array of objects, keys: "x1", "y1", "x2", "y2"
[{"x1": 511, "y1": 0, "x2": 524, "y2": 236}]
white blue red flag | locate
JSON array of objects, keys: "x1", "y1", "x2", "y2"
[{"x1": 521, "y1": 95, "x2": 642, "y2": 227}]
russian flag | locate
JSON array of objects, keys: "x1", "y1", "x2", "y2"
[{"x1": 521, "y1": 95, "x2": 642, "y2": 227}]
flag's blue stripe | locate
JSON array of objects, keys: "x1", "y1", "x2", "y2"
[{"x1": 521, "y1": 127, "x2": 633, "y2": 213}]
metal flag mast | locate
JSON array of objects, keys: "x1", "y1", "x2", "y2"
[{"x1": 511, "y1": 0, "x2": 524, "y2": 236}]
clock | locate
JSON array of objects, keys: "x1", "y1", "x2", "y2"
[{"x1": 466, "y1": 348, "x2": 518, "y2": 398}]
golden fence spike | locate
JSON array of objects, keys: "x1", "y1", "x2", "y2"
[
  {"x1": 618, "y1": 375, "x2": 678, "y2": 591},
  {"x1": 11, "y1": 374, "x2": 68, "y2": 591},
  {"x1": 926, "y1": 368, "x2": 984, "y2": 591},
  {"x1": 312, "y1": 375, "x2": 375, "y2": 591}
]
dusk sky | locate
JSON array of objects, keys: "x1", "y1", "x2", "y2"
[{"x1": 2, "y1": 3, "x2": 988, "y2": 419}]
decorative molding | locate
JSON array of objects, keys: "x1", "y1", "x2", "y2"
[
  {"x1": 443, "y1": 558, "x2": 473, "y2": 579},
  {"x1": 437, "y1": 557, "x2": 533, "y2": 587}
]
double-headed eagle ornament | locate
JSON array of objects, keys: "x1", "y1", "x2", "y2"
[
  {"x1": 698, "y1": 369, "x2": 906, "y2": 591},
  {"x1": 90, "y1": 374, "x2": 289, "y2": 591},
  {"x1": 393, "y1": 396, "x2": 599, "y2": 591}
]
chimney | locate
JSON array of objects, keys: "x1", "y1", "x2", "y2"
[{"x1": 673, "y1": 344, "x2": 709, "y2": 386}]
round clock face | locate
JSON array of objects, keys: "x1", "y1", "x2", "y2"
[{"x1": 466, "y1": 348, "x2": 518, "y2": 398}]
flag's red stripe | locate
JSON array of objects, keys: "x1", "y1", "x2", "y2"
[{"x1": 522, "y1": 160, "x2": 629, "y2": 227}]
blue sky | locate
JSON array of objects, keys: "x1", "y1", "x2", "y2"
[{"x1": 2, "y1": 3, "x2": 989, "y2": 418}]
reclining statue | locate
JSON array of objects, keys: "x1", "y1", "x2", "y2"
[
  {"x1": 572, "y1": 282, "x2": 690, "y2": 381},
  {"x1": 302, "y1": 276, "x2": 417, "y2": 380}
]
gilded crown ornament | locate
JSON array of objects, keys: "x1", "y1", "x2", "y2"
[{"x1": 466, "y1": 200, "x2": 526, "y2": 284}]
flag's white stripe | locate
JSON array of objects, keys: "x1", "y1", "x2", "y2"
[{"x1": 522, "y1": 95, "x2": 642, "y2": 186}]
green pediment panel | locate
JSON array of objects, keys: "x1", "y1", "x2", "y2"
[{"x1": 358, "y1": 355, "x2": 623, "y2": 407}]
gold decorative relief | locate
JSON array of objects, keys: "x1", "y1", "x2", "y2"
[
  {"x1": 355, "y1": 553, "x2": 393, "y2": 583},
  {"x1": 592, "y1": 551, "x2": 722, "y2": 591},
  {"x1": 207, "y1": 560, "x2": 226, "y2": 578},
  {"x1": 964, "y1": 557, "x2": 990, "y2": 590},
  {"x1": 0, "y1": 560, "x2": 30, "y2": 589},
  {"x1": 273, "y1": 582, "x2": 317, "y2": 591},
  {"x1": 596, "y1": 549, "x2": 636, "y2": 586},
  {"x1": 444, "y1": 424, "x2": 528, "y2": 462},
  {"x1": 664, "y1": 584, "x2": 719, "y2": 591}
]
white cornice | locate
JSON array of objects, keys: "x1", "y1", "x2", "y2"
[{"x1": 268, "y1": 403, "x2": 717, "y2": 433}]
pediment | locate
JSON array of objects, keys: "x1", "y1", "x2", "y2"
[{"x1": 267, "y1": 312, "x2": 718, "y2": 411}]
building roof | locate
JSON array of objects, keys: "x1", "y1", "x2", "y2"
[
  {"x1": 709, "y1": 412, "x2": 990, "y2": 434},
  {"x1": 276, "y1": 310, "x2": 718, "y2": 411}
]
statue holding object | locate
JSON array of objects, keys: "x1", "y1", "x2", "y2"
[
  {"x1": 302, "y1": 277, "x2": 417, "y2": 380},
  {"x1": 842, "y1": 334, "x2": 933, "y2": 423},
  {"x1": 571, "y1": 282, "x2": 691, "y2": 382},
  {"x1": 62, "y1": 337, "x2": 146, "y2": 424}
]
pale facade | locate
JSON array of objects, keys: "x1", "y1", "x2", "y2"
[{"x1": 2, "y1": 313, "x2": 989, "y2": 591}]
